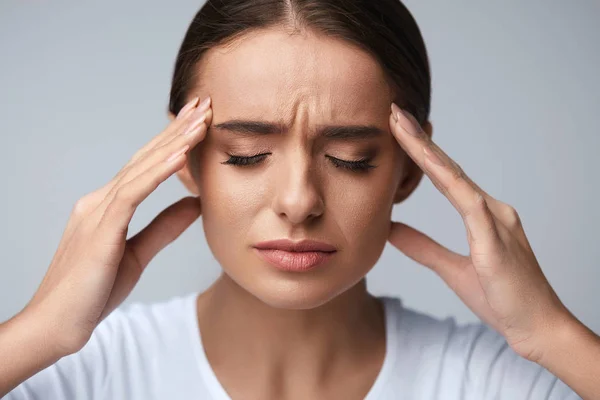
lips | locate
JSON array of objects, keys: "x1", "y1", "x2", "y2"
[
  {"x1": 253, "y1": 239, "x2": 337, "y2": 272},
  {"x1": 253, "y1": 239, "x2": 337, "y2": 253}
]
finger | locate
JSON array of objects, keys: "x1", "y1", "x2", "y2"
[
  {"x1": 57, "y1": 194, "x2": 104, "y2": 256},
  {"x1": 92, "y1": 106, "x2": 212, "y2": 225},
  {"x1": 104, "y1": 96, "x2": 208, "y2": 195},
  {"x1": 128, "y1": 96, "x2": 205, "y2": 164},
  {"x1": 389, "y1": 106, "x2": 532, "y2": 251},
  {"x1": 389, "y1": 223, "x2": 504, "y2": 330},
  {"x1": 98, "y1": 196, "x2": 202, "y2": 322},
  {"x1": 69, "y1": 96, "x2": 205, "y2": 231},
  {"x1": 389, "y1": 104, "x2": 502, "y2": 251},
  {"x1": 153, "y1": 105, "x2": 213, "y2": 156},
  {"x1": 388, "y1": 221, "x2": 465, "y2": 274},
  {"x1": 388, "y1": 104, "x2": 513, "y2": 222},
  {"x1": 94, "y1": 143, "x2": 192, "y2": 240},
  {"x1": 388, "y1": 221, "x2": 506, "y2": 331},
  {"x1": 143, "y1": 96, "x2": 212, "y2": 157},
  {"x1": 105, "y1": 96, "x2": 209, "y2": 191},
  {"x1": 128, "y1": 196, "x2": 201, "y2": 268}
]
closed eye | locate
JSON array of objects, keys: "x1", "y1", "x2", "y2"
[
  {"x1": 221, "y1": 153, "x2": 267, "y2": 166},
  {"x1": 221, "y1": 153, "x2": 376, "y2": 173},
  {"x1": 325, "y1": 155, "x2": 376, "y2": 172}
]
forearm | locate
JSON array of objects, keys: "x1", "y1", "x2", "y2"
[
  {"x1": 0, "y1": 310, "x2": 65, "y2": 397},
  {"x1": 537, "y1": 315, "x2": 600, "y2": 400}
]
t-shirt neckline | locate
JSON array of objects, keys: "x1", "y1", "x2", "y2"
[{"x1": 185, "y1": 292, "x2": 400, "y2": 400}]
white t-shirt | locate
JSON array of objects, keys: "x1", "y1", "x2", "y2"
[{"x1": 6, "y1": 293, "x2": 580, "y2": 399}]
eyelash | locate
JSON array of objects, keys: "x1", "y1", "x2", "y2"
[{"x1": 221, "y1": 153, "x2": 376, "y2": 172}]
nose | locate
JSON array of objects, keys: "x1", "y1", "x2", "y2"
[{"x1": 271, "y1": 147, "x2": 325, "y2": 225}]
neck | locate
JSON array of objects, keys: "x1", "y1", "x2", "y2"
[{"x1": 196, "y1": 273, "x2": 385, "y2": 397}]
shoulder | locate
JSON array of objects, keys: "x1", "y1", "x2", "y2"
[
  {"x1": 101, "y1": 292, "x2": 197, "y2": 345},
  {"x1": 6, "y1": 292, "x2": 198, "y2": 400},
  {"x1": 380, "y1": 296, "x2": 580, "y2": 399}
]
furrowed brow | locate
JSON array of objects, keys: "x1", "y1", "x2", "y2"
[{"x1": 213, "y1": 120, "x2": 384, "y2": 139}]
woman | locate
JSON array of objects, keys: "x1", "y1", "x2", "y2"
[{"x1": 1, "y1": 0, "x2": 597, "y2": 398}]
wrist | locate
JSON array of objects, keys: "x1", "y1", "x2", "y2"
[
  {"x1": 15, "y1": 304, "x2": 73, "y2": 360},
  {"x1": 536, "y1": 311, "x2": 596, "y2": 369},
  {"x1": 532, "y1": 311, "x2": 600, "y2": 399},
  {"x1": 0, "y1": 309, "x2": 67, "y2": 396}
]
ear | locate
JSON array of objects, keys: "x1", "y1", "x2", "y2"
[
  {"x1": 392, "y1": 120, "x2": 433, "y2": 204},
  {"x1": 168, "y1": 111, "x2": 201, "y2": 196}
]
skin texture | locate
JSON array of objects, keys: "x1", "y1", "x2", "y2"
[
  {"x1": 2, "y1": 14, "x2": 595, "y2": 400},
  {"x1": 169, "y1": 27, "x2": 433, "y2": 398}
]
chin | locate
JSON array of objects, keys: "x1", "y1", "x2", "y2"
[
  {"x1": 252, "y1": 286, "x2": 344, "y2": 310},
  {"x1": 226, "y1": 259, "x2": 370, "y2": 311}
]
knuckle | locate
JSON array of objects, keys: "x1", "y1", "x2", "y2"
[
  {"x1": 113, "y1": 185, "x2": 135, "y2": 207},
  {"x1": 72, "y1": 196, "x2": 92, "y2": 216},
  {"x1": 462, "y1": 191, "x2": 491, "y2": 222},
  {"x1": 502, "y1": 204, "x2": 521, "y2": 228},
  {"x1": 452, "y1": 165, "x2": 466, "y2": 182},
  {"x1": 445, "y1": 171, "x2": 463, "y2": 194},
  {"x1": 473, "y1": 191, "x2": 489, "y2": 211},
  {"x1": 130, "y1": 150, "x2": 144, "y2": 163},
  {"x1": 113, "y1": 165, "x2": 131, "y2": 184}
]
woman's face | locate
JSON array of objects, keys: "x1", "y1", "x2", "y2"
[{"x1": 177, "y1": 27, "x2": 423, "y2": 309}]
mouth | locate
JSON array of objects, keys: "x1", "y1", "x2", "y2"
[
  {"x1": 253, "y1": 248, "x2": 335, "y2": 272},
  {"x1": 252, "y1": 239, "x2": 337, "y2": 272}
]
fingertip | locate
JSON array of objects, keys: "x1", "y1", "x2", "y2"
[
  {"x1": 191, "y1": 196, "x2": 202, "y2": 214},
  {"x1": 389, "y1": 105, "x2": 403, "y2": 141},
  {"x1": 179, "y1": 196, "x2": 202, "y2": 221},
  {"x1": 185, "y1": 195, "x2": 202, "y2": 207},
  {"x1": 390, "y1": 220, "x2": 401, "y2": 229},
  {"x1": 176, "y1": 97, "x2": 200, "y2": 120},
  {"x1": 391, "y1": 103, "x2": 401, "y2": 122}
]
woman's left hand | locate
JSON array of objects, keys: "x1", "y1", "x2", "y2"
[{"x1": 386, "y1": 103, "x2": 574, "y2": 364}]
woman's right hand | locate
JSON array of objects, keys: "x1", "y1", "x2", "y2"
[{"x1": 22, "y1": 96, "x2": 212, "y2": 356}]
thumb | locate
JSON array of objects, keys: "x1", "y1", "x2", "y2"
[
  {"x1": 388, "y1": 221, "x2": 463, "y2": 274},
  {"x1": 99, "y1": 196, "x2": 202, "y2": 321},
  {"x1": 128, "y1": 196, "x2": 202, "y2": 268}
]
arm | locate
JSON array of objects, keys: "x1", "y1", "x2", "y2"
[
  {"x1": 536, "y1": 315, "x2": 600, "y2": 400},
  {"x1": 1, "y1": 97, "x2": 211, "y2": 398},
  {"x1": 386, "y1": 105, "x2": 596, "y2": 399},
  {"x1": 1, "y1": 305, "x2": 120, "y2": 400},
  {"x1": 0, "y1": 309, "x2": 67, "y2": 397}
]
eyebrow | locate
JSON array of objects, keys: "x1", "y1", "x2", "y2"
[{"x1": 212, "y1": 120, "x2": 385, "y2": 139}]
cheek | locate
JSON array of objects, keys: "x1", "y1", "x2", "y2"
[
  {"x1": 330, "y1": 174, "x2": 395, "y2": 249},
  {"x1": 329, "y1": 149, "x2": 399, "y2": 232},
  {"x1": 192, "y1": 145, "x2": 261, "y2": 248},
  {"x1": 321, "y1": 162, "x2": 399, "y2": 277}
]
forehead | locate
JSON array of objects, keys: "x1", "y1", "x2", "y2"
[{"x1": 196, "y1": 27, "x2": 394, "y2": 123}]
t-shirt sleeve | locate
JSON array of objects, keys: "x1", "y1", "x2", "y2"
[
  {"x1": 4, "y1": 310, "x2": 121, "y2": 400},
  {"x1": 449, "y1": 322, "x2": 582, "y2": 399}
]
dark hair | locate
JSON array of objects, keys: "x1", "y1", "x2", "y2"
[{"x1": 168, "y1": 0, "x2": 431, "y2": 125}]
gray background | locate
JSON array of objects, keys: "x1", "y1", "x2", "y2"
[{"x1": 1, "y1": 1, "x2": 599, "y2": 333}]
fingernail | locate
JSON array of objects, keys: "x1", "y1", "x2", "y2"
[
  {"x1": 196, "y1": 96, "x2": 211, "y2": 113},
  {"x1": 398, "y1": 109, "x2": 424, "y2": 138},
  {"x1": 391, "y1": 103, "x2": 400, "y2": 122},
  {"x1": 186, "y1": 97, "x2": 210, "y2": 125},
  {"x1": 176, "y1": 97, "x2": 199, "y2": 120},
  {"x1": 423, "y1": 146, "x2": 445, "y2": 166}
]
